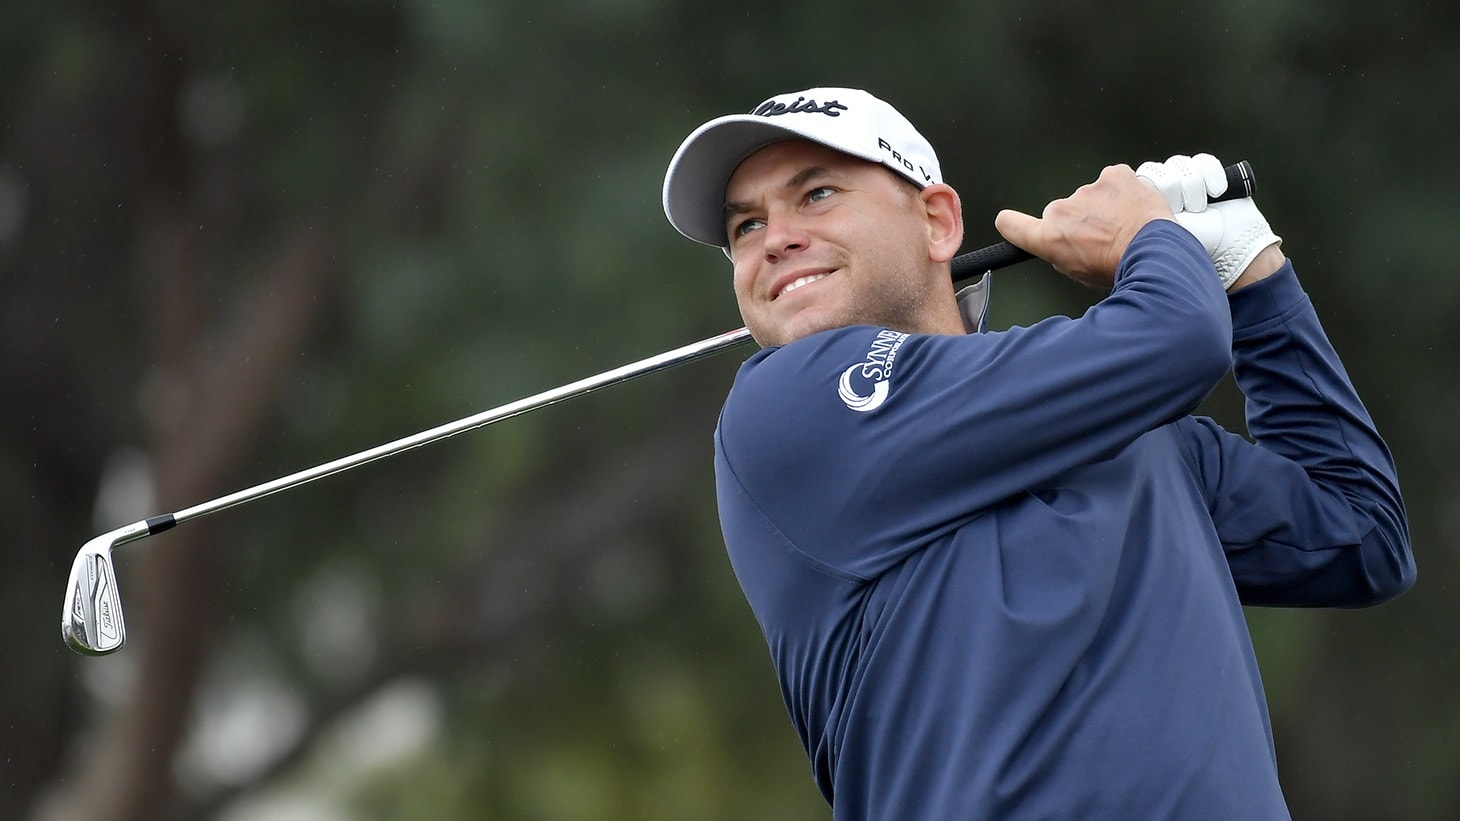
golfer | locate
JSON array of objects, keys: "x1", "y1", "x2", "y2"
[{"x1": 661, "y1": 87, "x2": 1414, "y2": 819}]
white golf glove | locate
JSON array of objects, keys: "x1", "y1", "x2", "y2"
[{"x1": 1136, "y1": 153, "x2": 1281, "y2": 290}]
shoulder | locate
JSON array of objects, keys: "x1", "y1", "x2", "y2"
[
  {"x1": 726, "y1": 326, "x2": 913, "y2": 414},
  {"x1": 718, "y1": 326, "x2": 926, "y2": 467}
]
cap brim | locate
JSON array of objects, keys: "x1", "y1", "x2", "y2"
[{"x1": 662, "y1": 116, "x2": 873, "y2": 248}]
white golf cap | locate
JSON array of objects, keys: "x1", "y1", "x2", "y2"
[{"x1": 662, "y1": 87, "x2": 943, "y2": 249}]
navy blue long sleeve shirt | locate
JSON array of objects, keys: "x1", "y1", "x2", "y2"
[{"x1": 712, "y1": 221, "x2": 1414, "y2": 819}]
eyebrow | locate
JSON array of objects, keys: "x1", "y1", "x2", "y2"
[{"x1": 723, "y1": 165, "x2": 840, "y2": 218}]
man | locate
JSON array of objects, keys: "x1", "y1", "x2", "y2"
[{"x1": 661, "y1": 87, "x2": 1414, "y2": 819}]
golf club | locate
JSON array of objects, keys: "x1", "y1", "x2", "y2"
[{"x1": 62, "y1": 161, "x2": 1255, "y2": 656}]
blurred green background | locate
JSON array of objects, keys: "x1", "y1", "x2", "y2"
[{"x1": 4, "y1": 1, "x2": 1456, "y2": 819}]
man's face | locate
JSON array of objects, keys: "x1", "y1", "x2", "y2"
[{"x1": 724, "y1": 140, "x2": 955, "y2": 347}]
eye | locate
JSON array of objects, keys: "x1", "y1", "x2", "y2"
[
  {"x1": 731, "y1": 217, "x2": 765, "y2": 239},
  {"x1": 806, "y1": 186, "x2": 836, "y2": 203}
]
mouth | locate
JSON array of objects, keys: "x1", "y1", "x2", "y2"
[{"x1": 774, "y1": 271, "x2": 833, "y2": 300}]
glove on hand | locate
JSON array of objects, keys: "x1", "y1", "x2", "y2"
[{"x1": 1136, "y1": 153, "x2": 1281, "y2": 290}]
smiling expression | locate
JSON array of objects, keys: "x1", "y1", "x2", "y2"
[{"x1": 724, "y1": 140, "x2": 963, "y2": 347}]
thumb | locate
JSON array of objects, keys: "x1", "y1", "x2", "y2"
[{"x1": 994, "y1": 209, "x2": 1042, "y2": 254}]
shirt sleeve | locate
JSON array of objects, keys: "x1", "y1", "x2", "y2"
[
  {"x1": 1173, "y1": 264, "x2": 1415, "y2": 607},
  {"x1": 716, "y1": 220, "x2": 1235, "y2": 580}
]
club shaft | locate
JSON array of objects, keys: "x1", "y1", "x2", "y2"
[{"x1": 163, "y1": 326, "x2": 755, "y2": 528}]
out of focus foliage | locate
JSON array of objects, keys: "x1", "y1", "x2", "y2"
[{"x1": 3, "y1": 1, "x2": 1456, "y2": 819}]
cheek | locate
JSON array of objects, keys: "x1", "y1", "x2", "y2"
[{"x1": 731, "y1": 261, "x2": 756, "y2": 299}]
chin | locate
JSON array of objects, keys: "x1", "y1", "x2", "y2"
[
  {"x1": 771, "y1": 316, "x2": 840, "y2": 347},
  {"x1": 750, "y1": 298, "x2": 862, "y2": 346}
]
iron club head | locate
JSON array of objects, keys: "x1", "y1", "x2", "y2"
[
  {"x1": 62, "y1": 517, "x2": 175, "y2": 656},
  {"x1": 63, "y1": 533, "x2": 127, "y2": 655}
]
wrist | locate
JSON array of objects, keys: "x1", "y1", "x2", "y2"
[{"x1": 1225, "y1": 243, "x2": 1285, "y2": 292}]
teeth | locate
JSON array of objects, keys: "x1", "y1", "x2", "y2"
[{"x1": 780, "y1": 274, "x2": 828, "y2": 297}]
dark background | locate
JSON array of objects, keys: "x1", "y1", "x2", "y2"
[{"x1": 5, "y1": 1, "x2": 1456, "y2": 818}]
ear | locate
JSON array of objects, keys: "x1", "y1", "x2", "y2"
[{"x1": 920, "y1": 183, "x2": 963, "y2": 264}]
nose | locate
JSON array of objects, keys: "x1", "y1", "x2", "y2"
[{"x1": 759, "y1": 210, "x2": 810, "y2": 263}]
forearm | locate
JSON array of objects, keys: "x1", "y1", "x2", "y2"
[{"x1": 1227, "y1": 264, "x2": 1414, "y2": 604}]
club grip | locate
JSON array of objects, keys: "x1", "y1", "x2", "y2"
[{"x1": 950, "y1": 160, "x2": 1255, "y2": 282}]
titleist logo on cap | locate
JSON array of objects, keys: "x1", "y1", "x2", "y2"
[{"x1": 752, "y1": 97, "x2": 848, "y2": 117}]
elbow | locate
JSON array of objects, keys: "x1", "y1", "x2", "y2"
[
  {"x1": 1347, "y1": 523, "x2": 1416, "y2": 607},
  {"x1": 1354, "y1": 525, "x2": 1413, "y2": 604},
  {"x1": 1376, "y1": 560, "x2": 1417, "y2": 604},
  {"x1": 1235, "y1": 510, "x2": 1415, "y2": 609}
]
